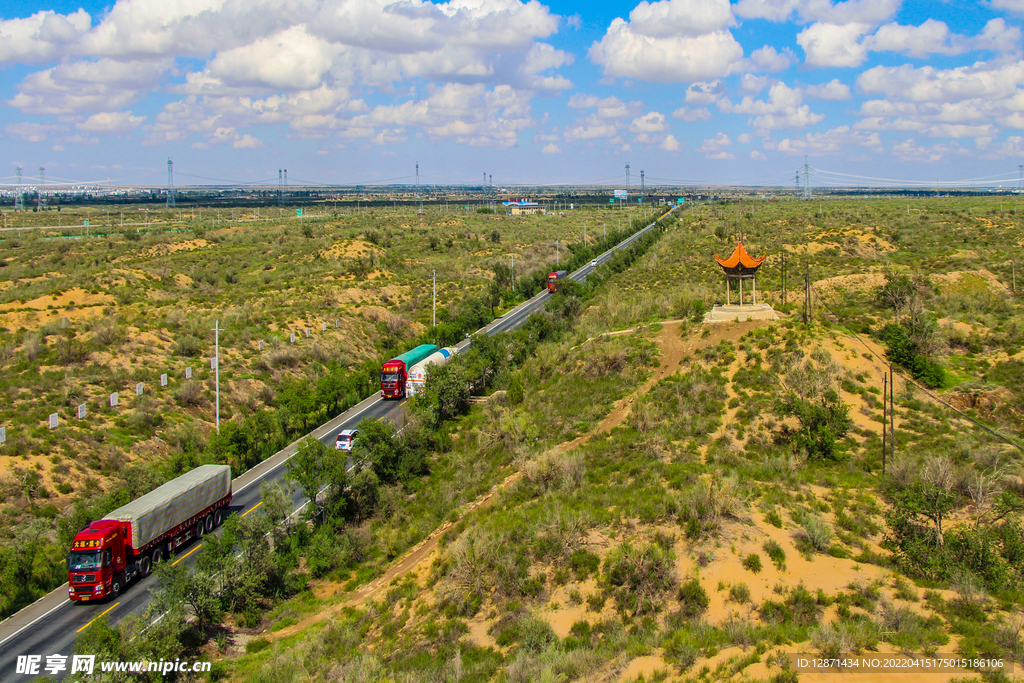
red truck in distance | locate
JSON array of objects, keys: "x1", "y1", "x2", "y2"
[
  {"x1": 547, "y1": 270, "x2": 568, "y2": 293},
  {"x1": 67, "y1": 465, "x2": 232, "y2": 602}
]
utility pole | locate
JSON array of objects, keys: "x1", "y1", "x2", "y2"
[
  {"x1": 781, "y1": 252, "x2": 786, "y2": 306},
  {"x1": 432, "y1": 270, "x2": 436, "y2": 328},
  {"x1": 166, "y1": 157, "x2": 175, "y2": 207},
  {"x1": 38, "y1": 167, "x2": 45, "y2": 211},
  {"x1": 625, "y1": 163, "x2": 630, "y2": 194},
  {"x1": 213, "y1": 319, "x2": 220, "y2": 434},
  {"x1": 556, "y1": 240, "x2": 559, "y2": 266},
  {"x1": 889, "y1": 364, "x2": 895, "y2": 465},
  {"x1": 278, "y1": 169, "x2": 283, "y2": 205},
  {"x1": 640, "y1": 169, "x2": 644, "y2": 203},
  {"x1": 882, "y1": 373, "x2": 887, "y2": 474}
]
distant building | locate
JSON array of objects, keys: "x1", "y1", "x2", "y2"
[{"x1": 503, "y1": 199, "x2": 546, "y2": 215}]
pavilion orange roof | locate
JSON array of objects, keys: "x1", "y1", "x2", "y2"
[{"x1": 715, "y1": 240, "x2": 765, "y2": 270}]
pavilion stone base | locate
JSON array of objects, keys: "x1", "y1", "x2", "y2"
[{"x1": 703, "y1": 303, "x2": 780, "y2": 324}]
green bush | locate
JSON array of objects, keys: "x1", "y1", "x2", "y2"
[
  {"x1": 802, "y1": 516, "x2": 834, "y2": 553},
  {"x1": 878, "y1": 324, "x2": 946, "y2": 388},
  {"x1": 603, "y1": 542, "x2": 676, "y2": 616},
  {"x1": 742, "y1": 553, "x2": 763, "y2": 573},
  {"x1": 763, "y1": 540, "x2": 787, "y2": 570},
  {"x1": 677, "y1": 577, "x2": 710, "y2": 618}
]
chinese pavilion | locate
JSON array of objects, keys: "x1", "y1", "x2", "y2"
[{"x1": 714, "y1": 240, "x2": 765, "y2": 306}]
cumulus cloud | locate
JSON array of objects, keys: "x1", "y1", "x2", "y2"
[
  {"x1": 797, "y1": 22, "x2": 871, "y2": 67},
  {"x1": 862, "y1": 19, "x2": 968, "y2": 57},
  {"x1": 672, "y1": 106, "x2": 712, "y2": 121},
  {"x1": 735, "y1": 46, "x2": 796, "y2": 73},
  {"x1": 0, "y1": 9, "x2": 91, "y2": 63},
  {"x1": 233, "y1": 133, "x2": 265, "y2": 148},
  {"x1": 661, "y1": 134, "x2": 682, "y2": 151},
  {"x1": 733, "y1": 0, "x2": 900, "y2": 25},
  {"x1": 805, "y1": 78, "x2": 851, "y2": 100},
  {"x1": 750, "y1": 149, "x2": 767, "y2": 159},
  {"x1": 718, "y1": 82, "x2": 825, "y2": 132},
  {"x1": 589, "y1": 0, "x2": 743, "y2": 82},
  {"x1": 767, "y1": 125, "x2": 881, "y2": 155},
  {"x1": 685, "y1": 80, "x2": 726, "y2": 105},
  {"x1": 697, "y1": 131, "x2": 734, "y2": 158},
  {"x1": 629, "y1": 111, "x2": 668, "y2": 132},
  {"x1": 76, "y1": 110, "x2": 146, "y2": 133},
  {"x1": 542, "y1": 142, "x2": 561, "y2": 153},
  {"x1": 567, "y1": 94, "x2": 642, "y2": 119}
]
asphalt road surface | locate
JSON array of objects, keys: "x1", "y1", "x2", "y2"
[{"x1": 0, "y1": 206, "x2": 673, "y2": 682}]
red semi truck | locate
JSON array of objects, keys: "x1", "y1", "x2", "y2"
[
  {"x1": 67, "y1": 465, "x2": 232, "y2": 602},
  {"x1": 380, "y1": 344, "x2": 438, "y2": 399},
  {"x1": 547, "y1": 270, "x2": 568, "y2": 293}
]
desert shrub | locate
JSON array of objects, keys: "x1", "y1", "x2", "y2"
[
  {"x1": 729, "y1": 583, "x2": 751, "y2": 603},
  {"x1": 679, "y1": 475, "x2": 745, "y2": 539},
  {"x1": 801, "y1": 516, "x2": 834, "y2": 552},
  {"x1": 742, "y1": 553, "x2": 763, "y2": 573},
  {"x1": 764, "y1": 540, "x2": 787, "y2": 570},
  {"x1": 602, "y1": 542, "x2": 676, "y2": 616},
  {"x1": 878, "y1": 324, "x2": 946, "y2": 389},
  {"x1": 677, "y1": 577, "x2": 710, "y2": 618},
  {"x1": 174, "y1": 335, "x2": 204, "y2": 357},
  {"x1": 174, "y1": 380, "x2": 204, "y2": 406}
]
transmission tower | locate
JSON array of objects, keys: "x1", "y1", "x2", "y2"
[
  {"x1": 38, "y1": 166, "x2": 45, "y2": 210},
  {"x1": 166, "y1": 157, "x2": 175, "y2": 208},
  {"x1": 640, "y1": 169, "x2": 645, "y2": 202},
  {"x1": 795, "y1": 172, "x2": 800, "y2": 193},
  {"x1": 802, "y1": 155, "x2": 812, "y2": 200},
  {"x1": 14, "y1": 166, "x2": 23, "y2": 211},
  {"x1": 625, "y1": 163, "x2": 630, "y2": 192},
  {"x1": 278, "y1": 169, "x2": 283, "y2": 204}
]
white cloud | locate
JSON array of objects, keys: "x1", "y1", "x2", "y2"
[
  {"x1": 856, "y1": 60, "x2": 1024, "y2": 103},
  {"x1": 750, "y1": 149, "x2": 767, "y2": 159},
  {"x1": 737, "y1": 133, "x2": 753, "y2": 143},
  {"x1": 66, "y1": 133, "x2": 99, "y2": 145},
  {"x1": 542, "y1": 142, "x2": 561, "y2": 153},
  {"x1": 990, "y1": 0, "x2": 1024, "y2": 15},
  {"x1": 233, "y1": 133, "x2": 265, "y2": 148},
  {"x1": 7, "y1": 58, "x2": 169, "y2": 115},
  {"x1": 76, "y1": 111, "x2": 146, "y2": 133},
  {"x1": 563, "y1": 115, "x2": 618, "y2": 141},
  {"x1": 589, "y1": 0, "x2": 743, "y2": 82},
  {"x1": 685, "y1": 80, "x2": 725, "y2": 105},
  {"x1": 4, "y1": 122, "x2": 67, "y2": 142},
  {"x1": 567, "y1": 94, "x2": 642, "y2": 119},
  {"x1": 672, "y1": 106, "x2": 712, "y2": 121},
  {"x1": 733, "y1": 0, "x2": 900, "y2": 25},
  {"x1": 208, "y1": 26, "x2": 338, "y2": 91},
  {"x1": 718, "y1": 82, "x2": 824, "y2": 132},
  {"x1": 661, "y1": 134, "x2": 682, "y2": 151},
  {"x1": 863, "y1": 20, "x2": 968, "y2": 58},
  {"x1": 629, "y1": 111, "x2": 668, "y2": 132},
  {"x1": 697, "y1": 131, "x2": 733, "y2": 158},
  {"x1": 770, "y1": 125, "x2": 882, "y2": 155},
  {"x1": 805, "y1": 78, "x2": 851, "y2": 100},
  {"x1": 974, "y1": 18, "x2": 1022, "y2": 55},
  {"x1": 0, "y1": 9, "x2": 91, "y2": 63},
  {"x1": 797, "y1": 22, "x2": 871, "y2": 68},
  {"x1": 625, "y1": 0, "x2": 734, "y2": 37},
  {"x1": 737, "y1": 46, "x2": 796, "y2": 73},
  {"x1": 739, "y1": 74, "x2": 770, "y2": 95},
  {"x1": 891, "y1": 138, "x2": 962, "y2": 162}
]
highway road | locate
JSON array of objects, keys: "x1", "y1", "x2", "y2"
[{"x1": 0, "y1": 206, "x2": 673, "y2": 682}]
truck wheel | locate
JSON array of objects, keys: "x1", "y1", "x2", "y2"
[
  {"x1": 204, "y1": 514, "x2": 214, "y2": 534},
  {"x1": 214, "y1": 509, "x2": 224, "y2": 527},
  {"x1": 139, "y1": 556, "x2": 152, "y2": 577},
  {"x1": 195, "y1": 521, "x2": 205, "y2": 540},
  {"x1": 152, "y1": 547, "x2": 164, "y2": 566},
  {"x1": 111, "y1": 574, "x2": 123, "y2": 598}
]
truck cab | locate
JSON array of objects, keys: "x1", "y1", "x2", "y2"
[
  {"x1": 380, "y1": 360, "x2": 405, "y2": 399},
  {"x1": 68, "y1": 520, "x2": 130, "y2": 602},
  {"x1": 547, "y1": 270, "x2": 568, "y2": 293}
]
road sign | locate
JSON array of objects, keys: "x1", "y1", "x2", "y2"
[
  {"x1": 78, "y1": 403, "x2": 86, "y2": 419},
  {"x1": 614, "y1": 190, "x2": 627, "y2": 199},
  {"x1": 136, "y1": 382, "x2": 144, "y2": 395},
  {"x1": 296, "y1": 209, "x2": 302, "y2": 217},
  {"x1": 258, "y1": 340, "x2": 264, "y2": 351},
  {"x1": 49, "y1": 413, "x2": 59, "y2": 429},
  {"x1": 290, "y1": 332, "x2": 295, "y2": 344},
  {"x1": 677, "y1": 198, "x2": 686, "y2": 203},
  {"x1": 110, "y1": 392, "x2": 118, "y2": 407},
  {"x1": 609, "y1": 198, "x2": 615, "y2": 204},
  {"x1": 322, "y1": 321, "x2": 326, "y2": 331},
  {"x1": 211, "y1": 357, "x2": 217, "y2": 370},
  {"x1": 84, "y1": 220, "x2": 89, "y2": 226},
  {"x1": 0, "y1": 427, "x2": 5, "y2": 444},
  {"x1": 160, "y1": 373, "x2": 168, "y2": 387},
  {"x1": 305, "y1": 328, "x2": 310, "y2": 338},
  {"x1": 186, "y1": 367, "x2": 192, "y2": 379}
]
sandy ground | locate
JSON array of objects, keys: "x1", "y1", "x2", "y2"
[{"x1": 0, "y1": 287, "x2": 113, "y2": 328}]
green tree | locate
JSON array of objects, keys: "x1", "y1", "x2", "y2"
[
  {"x1": 347, "y1": 468, "x2": 380, "y2": 521},
  {"x1": 285, "y1": 436, "x2": 331, "y2": 519},
  {"x1": 154, "y1": 561, "x2": 222, "y2": 632},
  {"x1": 424, "y1": 362, "x2": 470, "y2": 426},
  {"x1": 351, "y1": 417, "x2": 401, "y2": 484}
]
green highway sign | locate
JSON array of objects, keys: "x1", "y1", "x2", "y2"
[
  {"x1": 296, "y1": 209, "x2": 302, "y2": 216},
  {"x1": 677, "y1": 198, "x2": 686, "y2": 203},
  {"x1": 609, "y1": 198, "x2": 615, "y2": 204}
]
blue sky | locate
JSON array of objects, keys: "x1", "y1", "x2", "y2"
[{"x1": 2, "y1": 0, "x2": 1024, "y2": 188}]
